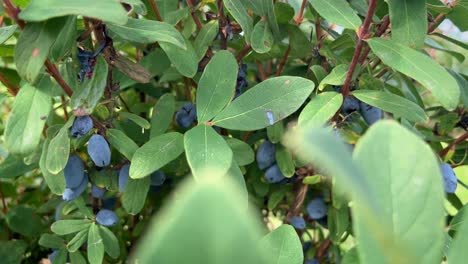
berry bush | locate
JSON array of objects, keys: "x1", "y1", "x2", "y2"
[{"x1": 0, "y1": 0, "x2": 467, "y2": 263}]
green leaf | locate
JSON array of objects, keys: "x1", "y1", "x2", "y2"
[
  {"x1": 130, "y1": 132, "x2": 184, "y2": 179},
  {"x1": 67, "y1": 228, "x2": 88, "y2": 252},
  {"x1": 132, "y1": 177, "x2": 269, "y2": 264},
  {"x1": 53, "y1": 247, "x2": 68, "y2": 264},
  {"x1": 448, "y1": 205, "x2": 468, "y2": 262},
  {"x1": 352, "y1": 121, "x2": 445, "y2": 264},
  {"x1": 432, "y1": 32, "x2": 468, "y2": 50},
  {"x1": 448, "y1": 70, "x2": 468, "y2": 108},
  {"x1": 309, "y1": 0, "x2": 362, "y2": 30},
  {"x1": 341, "y1": 247, "x2": 360, "y2": 264},
  {"x1": 251, "y1": 19, "x2": 274, "y2": 54},
  {"x1": 150, "y1": 93, "x2": 175, "y2": 138},
  {"x1": 6, "y1": 206, "x2": 45, "y2": 237},
  {"x1": 87, "y1": 224, "x2": 104, "y2": 264},
  {"x1": 122, "y1": 176, "x2": 150, "y2": 214},
  {"x1": 366, "y1": 38, "x2": 460, "y2": 110},
  {"x1": 197, "y1": 50, "x2": 238, "y2": 123},
  {"x1": 275, "y1": 145, "x2": 295, "y2": 178},
  {"x1": 267, "y1": 121, "x2": 284, "y2": 144},
  {"x1": 352, "y1": 90, "x2": 428, "y2": 123},
  {"x1": 302, "y1": 175, "x2": 322, "y2": 185},
  {"x1": 260, "y1": 0, "x2": 280, "y2": 38},
  {"x1": 160, "y1": 39, "x2": 199, "y2": 77},
  {"x1": 0, "y1": 154, "x2": 37, "y2": 179},
  {"x1": 106, "y1": 129, "x2": 139, "y2": 160},
  {"x1": 70, "y1": 57, "x2": 108, "y2": 115},
  {"x1": 40, "y1": 139, "x2": 66, "y2": 194},
  {"x1": 50, "y1": 16, "x2": 76, "y2": 62},
  {"x1": 39, "y1": 234, "x2": 65, "y2": 249},
  {"x1": 0, "y1": 25, "x2": 17, "y2": 44},
  {"x1": 386, "y1": 0, "x2": 427, "y2": 50},
  {"x1": 268, "y1": 190, "x2": 286, "y2": 210},
  {"x1": 259, "y1": 225, "x2": 303, "y2": 264},
  {"x1": 20, "y1": 0, "x2": 128, "y2": 25},
  {"x1": 5, "y1": 84, "x2": 51, "y2": 156},
  {"x1": 0, "y1": 241, "x2": 27, "y2": 264},
  {"x1": 69, "y1": 251, "x2": 87, "y2": 264},
  {"x1": 119, "y1": 111, "x2": 151, "y2": 129},
  {"x1": 213, "y1": 76, "x2": 315, "y2": 130},
  {"x1": 107, "y1": 18, "x2": 186, "y2": 49},
  {"x1": 184, "y1": 125, "x2": 233, "y2": 180},
  {"x1": 318, "y1": 64, "x2": 348, "y2": 90},
  {"x1": 46, "y1": 128, "x2": 70, "y2": 175},
  {"x1": 226, "y1": 138, "x2": 254, "y2": 166},
  {"x1": 99, "y1": 226, "x2": 120, "y2": 259},
  {"x1": 446, "y1": 2, "x2": 468, "y2": 31},
  {"x1": 328, "y1": 206, "x2": 349, "y2": 243},
  {"x1": 224, "y1": 0, "x2": 253, "y2": 43},
  {"x1": 298, "y1": 92, "x2": 343, "y2": 127},
  {"x1": 14, "y1": 18, "x2": 63, "y2": 82},
  {"x1": 51, "y1": 219, "x2": 92, "y2": 236},
  {"x1": 194, "y1": 20, "x2": 219, "y2": 60}
]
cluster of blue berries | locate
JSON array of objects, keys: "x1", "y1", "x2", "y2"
[
  {"x1": 118, "y1": 164, "x2": 166, "y2": 193},
  {"x1": 235, "y1": 64, "x2": 248, "y2": 98},
  {"x1": 334, "y1": 86, "x2": 383, "y2": 125},
  {"x1": 256, "y1": 141, "x2": 286, "y2": 183},
  {"x1": 175, "y1": 103, "x2": 197, "y2": 128}
]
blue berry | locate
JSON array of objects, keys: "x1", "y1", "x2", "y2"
[
  {"x1": 305, "y1": 259, "x2": 320, "y2": 264},
  {"x1": 87, "y1": 134, "x2": 111, "y2": 167},
  {"x1": 95, "y1": 209, "x2": 118, "y2": 226},
  {"x1": 289, "y1": 216, "x2": 306, "y2": 230},
  {"x1": 175, "y1": 103, "x2": 197, "y2": 128},
  {"x1": 264, "y1": 164, "x2": 286, "y2": 183},
  {"x1": 70, "y1": 115, "x2": 93, "y2": 138},
  {"x1": 64, "y1": 154, "x2": 85, "y2": 189},
  {"x1": 359, "y1": 102, "x2": 382, "y2": 125},
  {"x1": 150, "y1": 170, "x2": 166, "y2": 186},
  {"x1": 63, "y1": 174, "x2": 88, "y2": 201},
  {"x1": 302, "y1": 241, "x2": 312, "y2": 253},
  {"x1": 306, "y1": 197, "x2": 327, "y2": 220},
  {"x1": 440, "y1": 163, "x2": 457, "y2": 193},
  {"x1": 119, "y1": 164, "x2": 130, "y2": 192},
  {"x1": 341, "y1": 96, "x2": 360, "y2": 116},
  {"x1": 102, "y1": 197, "x2": 117, "y2": 210},
  {"x1": 256, "y1": 141, "x2": 276, "y2": 170},
  {"x1": 48, "y1": 250, "x2": 58, "y2": 262},
  {"x1": 91, "y1": 185, "x2": 106, "y2": 198}
]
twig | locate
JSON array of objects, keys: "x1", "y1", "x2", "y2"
[
  {"x1": 294, "y1": 0, "x2": 308, "y2": 25},
  {"x1": 2, "y1": 0, "x2": 24, "y2": 28},
  {"x1": 428, "y1": 13, "x2": 445, "y2": 33},
  {"x1": 375, "y1": 68, "x2": 389, "y2": 79},
  {"x1": 315, "y1": 239, "x2": 332, "y2": 259},
  {"x1": 217, "y1": 0, "x2": 228, "y2": 50},
  {"x1": 314, "y1": 17, "x2": 328, "y2": 72},
  {"x1": 236, "y1": 44, "x2": 252, "y2": 62},
  {"x1": 183, "y1": 77, "x2": 193, "y2": 102},
  {"x1": 242, "y1": 131, "x2": 252, "y2": 142},
  {"x1": 256, "y1": 60, "x2": 266, "y2": 81},
  {"x1": 341, "y1": 0, "x2": 377, "y2": 97},
  {"x1": 357, "y1": 15, "x2": 390, "y2": 65},
  {"x1": 149, "y1": 0, "x2": 163, "y2": 21},
  {"x1": 275, "y1": 45, "x2": 291, "y2": 76},
  {"x1": 186, "y1": 0, "x2": 203, "y2": 31},
  {"x1": 0, "y1": 71, "x2": 18, "y2": 96},
  {"x1": 439, "y1": 131, "x2": 468, "y2": 157},
  {"x1": 44, "y1": 60, "x2": 74, "y2": 96},
  {"x1": 286, "y1": 183, "x2": 308, "y2": 219}
]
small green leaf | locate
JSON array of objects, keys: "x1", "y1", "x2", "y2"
[
  {"x1": 387, "y1": 0, "x2": 427, "y2": 50},
  {"x1": 309, "y1": 0, "x2": 362, "y2": 30},
  {"x1": 69, "y1": 251, "x2": 87, "y2": 264},
  {"x1": 298, "y1": 92, "x2": 343, "y2": 127},
  {"x1": 184, "y1": 124, "x2": 233, "y2": 180},
  {"x1": 67, "y1": 228, "x2": 88, "y2": 252},
  {"x1": 4, "y1": 84, "x2": 51, "y2": 156},
  {"x1": 448, "y1": 206, "x2": 468, "y2": 263},
  {"x1": 302, "y1": 175, "x2": 322, "y2": 185},
  {"x1": 197, "y1": 50, "x2": 238, "y2": 123},
  {"x1": 0, "y1": 154, "x2": 38, "y2": 180},
  {"x1": 160, "y1": 39, "x2": 199, "y2": 78},
  {"x1": 20, "y1": 0, "x2": 128, "y2": 25},
  {"x1": 213, "y1": 76, "x2": 315, "y2": 130},
  {"x1": 251, "y1": 20, "x2": 274, "y2": 54},
  {"x1": 87, "y1": 224, "x2": 104, "y2": 264},
  {"x1": 194, "y1": 20, "x2": 219, "y2": 60},
  {"x1": 0, "y1": 25, "x2": 17, "y2": 44},
  {"x1": 39, "y1": 234, "x2": 65, "y2": 249},
  {"x1": 51, "y1": 220, "x2": 92, "y2": 236},
  {"x1": 226, "y1": 138, "x2": 255, "y2": 166},
  {"x1": 6, "y1": 206, "x2": 45, "y2": 237},
  {"x1": 267, "y1": 121, "x2": 284, "y2": 144},
  {"x1": 352, "y1": 90, "x2": 428, "y2": 123},
  {"x1": 107, "y1": 18, "x2": 186, "y2": 49},
  {"x1": 259, "y1": 225, "x2": 303, "y2": 264},
  {"x1": 150, "y1": 93, "x2": 175, "y2": 138},
  {"x1": 130, "y1": 132, "x2": 184, "y2": 179},
  {"x1": 0, "y1": 241, "x2": 27, "y2": 264},
  {"x1": 50, "y1": 16, "x2": 76, "y2": 62},
  {"x1": 366, "y1": 38, "x2": 460, "y2": 110},
  {"x1": 99, "y1": 226, "x2": 120, "y2": 259},
  {"x1": 106, "y1": 129, "x2": 139, "y2": 160},
  {"x1": 275, "y1": 145, "x2": 295, "y2": 178},
  {"x1": 318, "y1": 64, "x2": 348, "y2": 90},
  {"x1": 260, "y1": 0, "x2": 280, "y2": 38},
  {"x1": 46, "y1": 128, "x2": 70, "y2": 175},
  {"x1": 224, "y1": 0, "x2": 253, "y2": 43},
  {"x1": 40, "y1": 139, "x2": 66, "y2": 194},
  {"x1": 119, "y1": 111, "x2": 151, "y2": 129},
  {"x1": 329, "y1": 206, "x2": 349, "y2": 243},
  {"x1": 268, "y1": 190, "x2": 286, "y2": 210},
  {"x1": 122, "y1": 176, "x2": 150, "y2": 214}
]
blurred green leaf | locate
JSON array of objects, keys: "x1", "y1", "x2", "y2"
[
  {"x1": 0, "y1": 153, "x2": 37, "y2": 179},
  {"x1": 0, "y1": 25, "x2": 17, "y2": 44},
  {"x1": 0, "y1": 240, "x2": 27, "y2": 264},
  {"x1": 226, "y1": 138, "x2": 254, "y2": 166},
  {"x1": 259, "y1": 225, "x2": 303, "y2": 264},
  {"x1": 106, "y1": 129, "x2": 139, "y2": 160},
  {"x1": 50, "y1": 16, "x2": 76, "y2": 62},
  {"x1": 46, "y1": 127, "x2": 70, "y2": 175},
  {"x1": 39, "y1": 233, "x2": 65, "y2": 249},
  {"x1": 6, "y1": 206, "x2": 45, "y2": 237},
  {"x1": 298, "y1": 92, "x2": 343, "y2": 127},
  {"x1": 275, "y1": 144, "x2": 295, "y2": 178},
  {"x1": 387, "y1": 0, "x2": 427, "y2": 49}
]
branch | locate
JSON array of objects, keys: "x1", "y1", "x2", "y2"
[
  {"x1": 256, "y1": 60, "x2": 266, "y2": 81},
  {"x1": 186, "y1": 0, "x2": 203, "y2": 31},
  {"x1": 0, "y1": 71, "x2": 18, "y2": 96},
  {"x1": 44, "y1": 60, "x2": 74, "y2": 96},
  {"x1": 236, "y1": 44, "x2": 251, "y2": 62},
  {"x1": 286, "y1": 183, "x2": 308, "y2": 220},
  {"x1": 149, "y1": 0, "x2": 163, "y2": 21},
  {"x1": 294, "y1": 0, "x2": 308, "y2": 25},
  {"x1": 275, "y1": 45, "x2": 291, "y2": 76},
  {"x1": 341, "y1": 0, "x2": 377, "y2": 97},
  {"x1": 2, "y1": 0, "x2": 24, "y2": 28},
  {"x1": 439, "y1": 131, "x2": 468, "y2": 157},
  {"x1": 428, "y1": 13, "x2": 445, "y2": 33},
  {"x1": 314, "y1": 17, "x2": 329, "y2": 72},
  {"x1": 217, "y1": 0, "x2": 228, "y2": 49},
  {"x1": 357, "y1": 15, "x2": 389, "y2": 65}
]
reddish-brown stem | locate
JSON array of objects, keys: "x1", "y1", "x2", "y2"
[
  {"x1": 439, "y1": 131, "x2": 468, "y2": 157},
  {"x1": 275, "y1": 45, "x2": 291, "y2": 76},
  {"x1": 183, "y1": 77, "x2": 193, "y2": 102},
  {"x1": 428, "y1": 13, "x2": 445, "y2": 33},
  {"x1": 2, "y1": 0, "x2": 24, "y2": 28},
  {"x1": 371, "y1": 60, "x2": 382, "y2": 71},
  {"x1": 242, "y1": 131, "x2": 252, "y2": 142},
  {"x1": 314, "y1": 17, "x2": 329, "y2": 71},
  {"x1": 375, "y1": 68, "x2": 389, "y2": 79},
  {"x1": 315, "y1": 239, "x2": 332, "y2": 259},
  {"x1": 286, "y1": 183, "x2": 308, "y2": 220},
  {"x1": 256, "y1": 60, "x2": 266, "y2": 81},
  {"x1": 44, "y1": 60, "x2": 74, "y2": 96},
  {"x1": 236, "y1": 44, "x2": 252, "y2": 62},
  {"x1": 294, "y1": 0, "x2": 308, "y2": 25},
  {"x1": 149, "y1": 0, "x2": 163, "y2": 21},
  {"x1": 265, "y1": 60, "x2": 272, "y2": 77},
  {"x1": 341, "y1": 0, "x2": 377, "y2": 97},
  {"x1": 0, "y1": 16, "x2": 4, "y2": 27},
  {"x1": 186, "y1": 0, "x2": 203, "y2": 31},
  {"x1": 217, "y1": 0, "x2": 228, "y2": 49},
  {"x1": 358, "y1": 15, "x2": 390, "y2": 65},
  {"x1": 0, "y1": 71, "x2": 18, "y2": 96}
]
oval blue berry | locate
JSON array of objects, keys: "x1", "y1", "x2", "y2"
[
  {"x1": 341, "y1": 96, "x2": 360, "y2": 116},
  {"x1": 264, "y1": 164, "x2": 285, "y2": 183},
  {"x1": 64, "y1": 154, "x2": 85, "y2": 189},
  {"x1": 289, "y1": 216, "x2": 306, "y2": 230},
  {"x1": 150, "y1": 170, "x2": 166, "y2": 186},
  {"x1": 102, "y1": 197, "x2": 117, "y2": 210},
  {"x1": 256, "y1": 141, "x2": 276, "y2": 170},
  {"x1": 175, "y1": 103, "x2": 197, "y2": 128},
  {"x1": 359, "y1": 102, "x2": 383, "y2": 125},
  {"x1": 91, "y1": 185, "x2": 106, "y2": 198},
  {"x1": 119, "y1": 164, "x2": 130, "y2": 192},
  {"x1": 87, "y1": 134, "x2": 111, "y2": 167},
  {"x1": 71, "y1": 115, "x2": 93, "y2": 138},
  {"x1": 95, "y1": 209, "x2": 118, "y2": 226},
  {"x1": 306, "y1": 197, "x2": 327, "y2": 220},
  {"x1": 63, "y1": 175, "x2": 88, "y2": 201},
  {"x1": 440, "y1": 163, "x2": 457, "y2": 193}
]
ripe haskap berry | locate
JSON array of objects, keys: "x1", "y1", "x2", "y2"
[
  {"x1": 265, "y1": 164, "x2": 286, "y2": 183},
  {"x1": 256, "y1": 141, "x2": 276, "y2": 170},
  {"x1": 359, "y1": 102, "x2": 383, "y2": 125},
  {"x1": 119, "y1": 164, "x2": 130, "y2": 192},
  {"x1": 175, "y1": 103, "x2": 197, "y2": 128},
  {"x1": 151, "y1": 170, "x2": 166, "y2": 186},
  {"x1": 289, "y1": 216, "x2": 306, "y2": 230},
  {"x1": 341, "y1": 96, "x2": 360, "y2": 116},
  {"x1": 87, "y1": 134, "x2": 111, "y2": 167},
  {"x1": 48, "y1": 250, "x2": 58, "y2": 262},
  {"x1": 64, "y1": 154, "x2": 85, "y2": 189},
  {"x1": 91, "y1": 185, "x2": 106, "y2": 198},
  {"x1": 102, "y1": 197, "x2": 117, "y2": 210},
  {"x1": 63, "y1": 175, "x2": 88, "y2": 201},
  {"x1": 306, "y1": 197, "x2": 327, "y2": 220},
  {"x1": 95, "y1": 209, "x2": 118, "y2": 226},
  {"x1": 440, "y1": 163, "x2": 457, "y2": 193},
  {"x1": 70, "y1": 115, "x2": 93, "y2": 138}
]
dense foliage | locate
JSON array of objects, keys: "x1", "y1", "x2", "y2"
[{"x1": 0, "y1": 0, "x2": 467, "y2": 263}]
